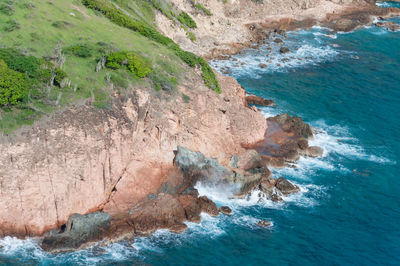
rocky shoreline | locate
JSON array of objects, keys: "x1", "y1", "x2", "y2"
[
  {"x1": 1, "y1": 0, "x2": 399, "y2": 254},
  {"x1": 39, "y1": 98, "x2": 323, "y2": 252}
]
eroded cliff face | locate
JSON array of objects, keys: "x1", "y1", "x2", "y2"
[
  {"x1": 0, "y1": 73, "x2": 267, "y2": 237},
  {"x1": 156, "y1": 0, "x2": 379, "y2": 58}
]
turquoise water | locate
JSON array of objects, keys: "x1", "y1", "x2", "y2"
[{"x1": 1, "y1": 4, "x2": 400, "y2": 265}]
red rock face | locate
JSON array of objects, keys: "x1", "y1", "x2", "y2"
[{"x1": 0, "y1": 73, "x2": 267, "y2": 237}]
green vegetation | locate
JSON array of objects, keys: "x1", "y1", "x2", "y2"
[
  {"x1": 186, "y1": 31, "x2": 196, "y2": 42},
  {"x1": 194, "y1": 3, "x2": 212, "y2": 16},
  {"x1": 0, "y1": 1, "x2": 15, "y2": 16},
  {"x1": 64, "y1": 44, "x2": 93, "y2": 58},
  {"x1": 0, "y1": 60, "x2": 29, "y2": 106},
  {"x1": 182, "y1": 93, "x2": 190, "y2": 103},
  {"x1": 81, "y1": 0, "x2": 219, "y2": 93},
  {"x1": 177, "y1": 12, "x2": 197, "y2": 28},
  {"x1": 0, "y1": 0, "x2": 220, "y2": 133},
  {"x1": 106, "y1": 51, "x2": 151, "y2": 78}
]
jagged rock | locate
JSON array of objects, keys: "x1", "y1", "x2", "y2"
[
  {"x1": 219, "y1": 206, "x2": 233, "y2": 215},
  {"x1": 245, "y1": 95, "x2": 275, "y2": 107},
  {"x1": 257, "y1": 219, "x2": 272, "y2": 227},
  {"x1": 41, "y1": 212, "x2": 110, "y2": 252},
  {"x1": 268, "y1": 113, "x2": 313, "y2": 139},
  {"x1": 275, "y1": 177, "x2": 300, "y2": 195},
  {"x1": 375, "y1": 21, "x2": 400, "y2": 31},
  {"x1": 280, "y1": 47, "x2": 290, "y2": 53},
  {"x1": 198, "y1": 196, "x2": 219, "y2": 216}
]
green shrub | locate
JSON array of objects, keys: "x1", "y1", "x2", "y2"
[
  {"x1": 106, "y1": 51, "x2": 151, "y2": 78},
  {"x1": 194, "y1": 4, "x2": 212, "y2": 16},
  {"x1": 4, "y1": 19, "x2": 20, "y2": 32},
  {"x1": 126, "y1": 52, "x2": 151, "y2": 78},
  {"x1": 64, "y1": 44, "x2": 93, "y2": 58},
  {"x1": 177, "y1": 12, "x2": 197, "y2": 29},
  {"x1": 106, "y1": 51, "x2": 127, "y2": 69},
  {"x1": 54, "y1": 67, "x2": 67, "y2": 86},
  {"x1": 0, "y1": 48, "x2": 42, "y2": 78},
  {"x1": 0, "y1": 2, "x2": 15, "y2": 15},
  {"x1": 0, "y1": 60, "x2": 29, "y2": 106}
]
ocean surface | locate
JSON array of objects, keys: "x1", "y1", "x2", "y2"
[{"x1": 1, "y1": 3, "x2": 400, "y2": 265}]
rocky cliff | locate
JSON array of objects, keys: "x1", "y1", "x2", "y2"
[{"x1": 0, "y1": 72, "x2": 266, "y2": 237}]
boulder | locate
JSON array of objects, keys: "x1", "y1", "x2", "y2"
[
  {"x1": 219, "y1": 206, "x2": 233, "y2": 215},
  {"x1": 273, "y1": 38, "x2": 283, "y2": 44},
  {"x1": 245, "y1": 95, "x2": 275, "y2": 107},
  {"x1": 275, "y1": 177, "x2": 300, "y2": 196},
  {"x1": 41, "y1": 212, "x2": 111, "y2": 252},
  {"x1": 268, "y1": 113, "x2": 313, "y2": 139},
  {"x1": 259, "y1": 63, "x2": 267, "y2": 68}
]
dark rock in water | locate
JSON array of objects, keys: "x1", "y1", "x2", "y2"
[
  {"x1": 257, "y1": 219, "x2": 272, "y2": 227},
  {"x1": 333, "y1": 18, "x2": 358, "y2": 32},
  {"x1": 280, "y1": 47, "x2": 290, "y2": 53},
  {"x1": 275, "y1": 177, "x2": 300, "y2": 196},
  {"x1": 219, "y1": 206, "x2": 233, "y2": 215},
  {"x1": 268, "y1": 113, "x2": 313, "y2": 139},
  {"x1": 273, "y1": 38, "x2": 283, "y2": 44},
  {"x1": 245, "y1": 95, "x2": 275, "y2": 107},
  {"x1": 41, "y1": 212, "x2": 111, "y2": 252},
  {"x1": 259, "y1": 63, "x2": 267, "y2": 68}
]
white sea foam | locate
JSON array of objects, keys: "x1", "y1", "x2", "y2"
[{"x1": 211, "y1": 43, "x2": 339, "y2": 78}]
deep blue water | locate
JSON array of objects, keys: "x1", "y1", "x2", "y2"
[{"x1": 1, "y1": 4, "x2": 400, "y2": 265}]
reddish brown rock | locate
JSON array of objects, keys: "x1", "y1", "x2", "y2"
[
  {"x1": 245, "y1": 95, "x2": 275, "y2": 107},
  {"x1": 219, "y1": 206, "x2": 233, "y2": 215}
]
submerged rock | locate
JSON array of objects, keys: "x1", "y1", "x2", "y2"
[
  {"x1": 257, "y1": 219, "x2": 272, "y2": 227},
  {"x1": 280, "y1": 47, "x2": 290, "y2": 53},
  {"x1": 274, "y1": 38, "x2": 283, "y2": 44}
]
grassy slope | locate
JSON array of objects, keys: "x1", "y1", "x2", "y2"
[{"x1": 0, "y1": 0, "x2": 186, "y2": 134}]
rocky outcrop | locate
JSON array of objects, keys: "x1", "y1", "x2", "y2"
[
  {"x1": 375, "y1": 21, "x2": 400, "y2": 31},
  {"x1": 250, "y1": 113, "x2": 323, "y2": 169},
  {"x1": 245, "y1": 95, "x2": 275, "y2": 107},
  {"x1": 42, "y1": 212, "x2": 110, "y2": 252},
  {"x1": 0, "y1": 72, "x2": 267, "y2": 238}
]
